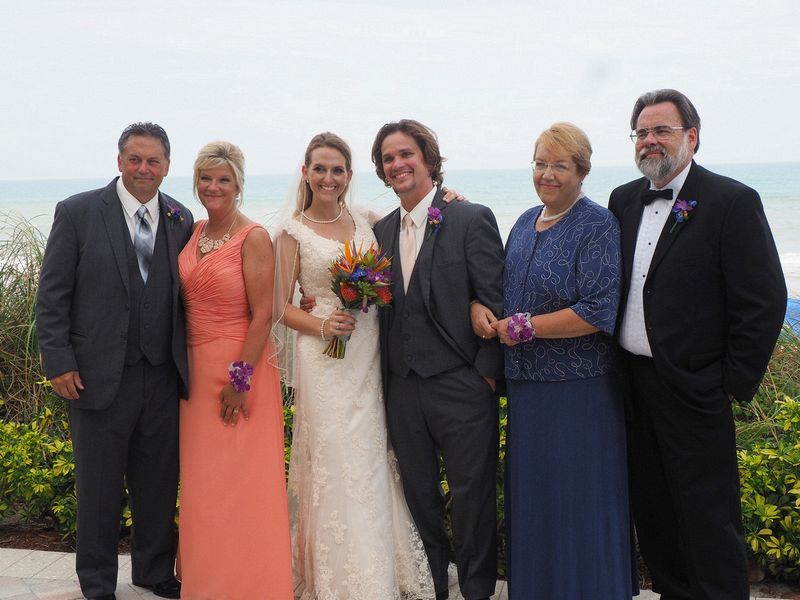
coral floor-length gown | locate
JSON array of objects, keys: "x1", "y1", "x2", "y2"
[{"x1": 178, "y1": 222, "x2": 292, "y2": 600}]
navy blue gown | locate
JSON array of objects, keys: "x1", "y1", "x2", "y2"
[{"x1": 503, "y1": 197, "x2": 636, "y2": 599}]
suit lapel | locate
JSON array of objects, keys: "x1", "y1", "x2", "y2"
[
  {"x1": 416, "y1": 188, "x2": 446, "y2": 304},
  {"x1": 620, "y1": 179, "x2": 649, "y2": 285},
  {"x1": 379, "y1": 208, "x2": 405, "y2": 302},
  {"x1": 100, "y1": 179, "x2": 130, "y2": 296},
  {"x1": 158, "y1": 194, "x2": 179, "y2": 284},
  {"x1": 648, "y1": 162, "x2": 699, "y2": 277}
]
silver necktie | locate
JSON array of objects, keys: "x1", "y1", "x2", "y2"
[{"x1": 134, "y1": 205, "x2": 154, "y2": 282}]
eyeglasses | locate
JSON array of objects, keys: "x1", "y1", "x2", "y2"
[
  {"x1": 630, "y1": 126, "x2": 688, "y2": 143},
  {"x1": 531, "y1": 160, "x2": 572, "y2": 174}
]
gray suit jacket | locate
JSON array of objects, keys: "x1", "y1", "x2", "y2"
[
  {"x1": 374, "y1": 186, "x2": 505, "y2": 389},
  {"x1": 36, "y1": 177, "x2": 193, "y2": 409}
]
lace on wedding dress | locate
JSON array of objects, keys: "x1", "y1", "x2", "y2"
[{"x1": 283, "y1": 207, "x2": 435, "y2": 600}]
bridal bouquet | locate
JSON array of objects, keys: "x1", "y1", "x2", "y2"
[{"x1": 325, "y1": 240, "x2": 393, "y2": 359}]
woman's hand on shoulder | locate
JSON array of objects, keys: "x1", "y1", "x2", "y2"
[{"x1": 441, "y1": 187, "x2": 466, "y2": 203}]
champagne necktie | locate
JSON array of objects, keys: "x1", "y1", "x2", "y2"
[{"x1": 400, "y1": 213, "x2": 416, "y2": 292}]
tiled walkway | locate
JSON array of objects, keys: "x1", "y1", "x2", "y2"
[{"x1": 0, "y1": 548, "x2": 788, "y2": 600}]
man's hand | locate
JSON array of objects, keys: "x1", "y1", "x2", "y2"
[
  {"x1": 299, "y1": 286, "x2": 316, "y2": 313},
  {"x1": 50, "y1": 371, "x2": 84, "y2": 400},
  {"x1": 484, "y1": 377, "x2": 496, "y2": 392},
  {"x1": 471, "y1": 302, "x2": 498, "y2": 339}
]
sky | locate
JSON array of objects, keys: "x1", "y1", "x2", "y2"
[{"x1": 1, "y1": 0, "x2": 798, "y2": 180}]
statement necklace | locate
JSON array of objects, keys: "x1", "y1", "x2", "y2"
[
  {"x1": 301, "y1": 204, "x2": 344, "y2": 224},
  {"x1": 199, "y1": 216, "x2": 237, "y2": 254},
  {"x1": 540, "y1": 195, "x2": 584, "y2": 223}
]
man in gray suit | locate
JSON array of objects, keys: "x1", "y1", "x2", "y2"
[
  {"x1": 371, "y1": 119, "x2": 505, "y2": 600},
  {"x1": 36, "y1": 122, "x2": 193, "y2": 600}
]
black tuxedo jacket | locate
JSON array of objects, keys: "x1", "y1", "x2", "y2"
[
  {"x1": 609, "y1": 161, "x2": 786, "y2": 402},
  {"x1": 373, "y1": 187, "x2": 505, "y2": 390},
  {"x1": 36, "y1": 177, "x2": 194, "y2": 409}
]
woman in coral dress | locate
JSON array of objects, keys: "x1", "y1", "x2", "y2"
[{"x1": 178, "y1": 141, "x2": 292, "y2": 599}]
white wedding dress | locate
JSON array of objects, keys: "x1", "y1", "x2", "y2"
[{"x1": 284, "y1": 208, "x2": 435, "y2": 600}]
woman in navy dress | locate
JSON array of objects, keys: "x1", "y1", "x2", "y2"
[{"x1": 472, "y1": 122, "x2": 636, "y2": 598}]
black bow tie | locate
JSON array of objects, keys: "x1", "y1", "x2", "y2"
[{"x1": 641, "y1": 188, "x2": 674, "y2": 205}]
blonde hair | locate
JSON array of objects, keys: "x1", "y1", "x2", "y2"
[
  {"x1": 193, "y1": 141, "x2": 246, "y2": 205},
  {"x1": 534, "y1": 122, "x2": 592, "y2": 176}
]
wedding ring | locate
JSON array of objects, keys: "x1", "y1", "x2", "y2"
[{"x1": 233, "y1": 408, "x2": 239, "y2": 414}]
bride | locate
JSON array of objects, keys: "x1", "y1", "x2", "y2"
[{"x1": 273, "y1": 132, "x2": 435, "y2": 600}]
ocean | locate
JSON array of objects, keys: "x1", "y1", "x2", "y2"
[{"x1": 1, "y1": 162, "x2": 798, "y2": 297}]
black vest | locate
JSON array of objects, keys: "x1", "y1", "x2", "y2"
[
  {"x1": 386, "y1": 275, "x2": 465, "y2": 378},
  {"x1": 123, "y1": 213, "x2": 174, "y2": 366}
]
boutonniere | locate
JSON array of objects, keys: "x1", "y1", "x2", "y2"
[
  {"x1": 669, "y1": 199, "x2": 696, "y2": 233},
  {"x1": 426, "y1": 206, "x2": 444, "y2": 239},
  {"x1": 165, "y1": 203, "x2": 185, "y2": 228}
]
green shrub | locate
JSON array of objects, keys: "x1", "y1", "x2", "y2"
[
  {"x1": 0, "y1": 404, "x2": 76, "y2": 536},
  {"x1": 739, "y1": 396, "x2": 800, "y2": 580}
]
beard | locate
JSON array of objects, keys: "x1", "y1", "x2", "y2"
[{"x1": 636, "y1": 135, "x2": 692, "y2": 182}]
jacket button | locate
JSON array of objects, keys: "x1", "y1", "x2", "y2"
[
  {"x1": 406, "y1": 355, "x2": 413, "y2": 362},
  {"x1": 403, "y1": 334, "x2": 411, "y2": 341}
]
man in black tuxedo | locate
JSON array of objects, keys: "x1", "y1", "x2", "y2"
[
  {"x1": 609, "y1": 90, "x2": 786, "y2": 600},
  {"x1": 371, "y1": 119, "x2": 505, "y2": 600},
  {"x1": 36, "y1": 123, "x2": 193, "y2": 600}
]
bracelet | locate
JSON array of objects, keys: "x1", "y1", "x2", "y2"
[
  {"x1": 507, "y1": 312, "x2": 535, "y2": 343},
  {"x1": 228, "y1": 361, "x2": 254, "y2": 393},
  {"x1": 320, "y1": 317, "x2": 330, "y2": 341}
]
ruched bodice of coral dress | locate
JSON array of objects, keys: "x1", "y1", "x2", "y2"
[
  {"x1": 283, "y1": 208, "x2": 434, "y2": 600},
  {"x1": 178, "y1": 221, "x2": 292, "y2": 600}
]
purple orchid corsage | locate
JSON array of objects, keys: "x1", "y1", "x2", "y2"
[
  {"x1": 426, "y1": 206, "x2": 444, "y2": 239},
  {"x1": 507, "y1": 312, "x2": 535, "y2": 343},
  {"x1": 165, "y1": 203, "x2": 184, "y2": 227},
  {"x1": 669, "y1": 199, "x2": 697, "y2": 233},
  {"x1": 228, "y1": 360, "x2": 254, "y2": 393}
]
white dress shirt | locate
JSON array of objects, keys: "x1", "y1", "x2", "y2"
[
  {"x1": 619, "y1": 163, "x2": 691, "y2": 356},
  {"x1": 116, "y1": 178, "x2": 160, "y2": 244},
  {"x1": 399, "y1": 185, "x2": 438, "y2": 259}
]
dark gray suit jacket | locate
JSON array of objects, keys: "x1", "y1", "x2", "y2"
[
  {"x1": 36, "y1": 177, "x2": 193, "y2": 409},
  {"x1": 374, "y1": 187, "x2": 505, "y2": 390}
]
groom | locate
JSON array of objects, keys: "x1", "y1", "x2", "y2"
[
  {"x1": 371, "y1": 119, "x2": 505, "y2": 600},
  {"x1": 36, "y1": 123, "x2": 193, "y2": 600}
]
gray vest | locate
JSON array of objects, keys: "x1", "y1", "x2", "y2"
[
  {"x1": 123, "y1": 213, "x2": 174, "y2": 366},
  {"x1": 386, "y1": 275, "x2": 465, "y2": 378}
]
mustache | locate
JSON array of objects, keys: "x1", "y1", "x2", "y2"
[{"x1": 638, "y1": 144, "x2": 666, "y2": 161}]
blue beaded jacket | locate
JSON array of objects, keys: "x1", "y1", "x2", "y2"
[{"x1": 503, "y1": 197, "x2": 621, "y2": 381}]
